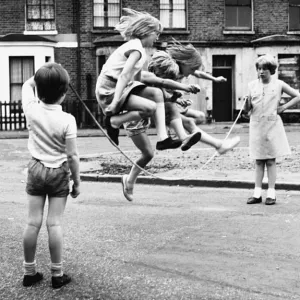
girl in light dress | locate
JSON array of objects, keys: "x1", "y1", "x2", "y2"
[{"x1": 245, "y1": 54, "x2": 300, "y2": 205}]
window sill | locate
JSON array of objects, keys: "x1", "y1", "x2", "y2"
[
  {"x1": 161, "y1": 30, "x2": 190, "y2": 35},
  {"x1": 92, "y1": 29, "x2": 117, "y2": 33},
  {"x1": 23, "y1": 30, "x2": 58, "y2": 35},
  {"x1": 223, "y1": 30, "x2": 255, "y2": 35},
  {"x1": 92, "y1": 29, "x2": 191, "y2": 35},
  {"x1": 287, "y1": 31, "x2": 300, "y2": 35}
]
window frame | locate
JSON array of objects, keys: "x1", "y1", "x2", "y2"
[
  {"x1": 93, "y1": 0, "x2": 121, "y2": 29},
  {"x1": 26, "y1": 0, "x2": 55, "y2": 21},
  {"x1": 9, "y1": 56, "x2": 35, "y2": 104},
  {"x1": 224, "y1": 0, "x2": 253, "y2": 32},
  {"x1": 159, "y1": 0, "x2": 187, "y2": 30},
  {"x1": 289, "y1": 0, "x2": 300, "y2": 31}
]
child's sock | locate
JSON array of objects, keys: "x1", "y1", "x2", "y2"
[
  {"x1": 267, "y1": 188, "x2": 276, "y2": 199},
  {"x1": 51, "y1": 262, "x2": 63, "y2": 277},
  {"x1": 154, "y1": 102, "x2": 168, "y2": 141},
  {"x1": 23, "y1": 261, "x2": 37, "y2": 276},
  {"x1": 253, "y1": 187, "x2": 262, "y2": 198}
]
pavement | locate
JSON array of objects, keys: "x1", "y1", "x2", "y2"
[{"x1": 1, "y1": 122, "x2": 300, "y2": 191}]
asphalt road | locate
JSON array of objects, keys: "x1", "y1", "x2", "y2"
[{"x1": 0, "y1": 131, "x2": 300, "y2": 299}]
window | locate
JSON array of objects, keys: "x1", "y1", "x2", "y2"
[
  {"x1": 289, "y1": 0, "x2": 300, "y2": 31},
  {"x1": 26, "y1": 0, "x2": 56, "y2": 31},
  {"x1": 225, "y1": 0, "x2": 252, "y2": 31},
  {"x1": 160, "y1": 0, "x2": 186, "y2": 29},
  {"x1": 9, "y1": 57, "x2": 34, "y2": 103},
  {"x1": 278, "y1": 54, "x2": 300, "y2": 109},
  {"x1": 93, "y1": 0, "x2": 121, "y2": 28}
]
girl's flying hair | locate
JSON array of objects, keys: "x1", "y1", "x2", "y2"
[
  {"x1": 115, "y1": 8, "x2": 162, "y2": 41},
  {"x1": 167, "y1": 39, "x2": 202, "y2": 69},
  {"x1": 148, "y1": 51, "x2": 179, "y2": 80}
]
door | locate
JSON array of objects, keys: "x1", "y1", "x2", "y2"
[{"x1": 212, "y1": 56, "x2": 234, "y2": 121}]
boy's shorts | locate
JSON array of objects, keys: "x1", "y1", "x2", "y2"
[
  {"x1": 26, "y1": 158, "x2": 70, "y2": 197},
  {"x1": 123, "y1": 118, "x2": 151, "y2": 137}
]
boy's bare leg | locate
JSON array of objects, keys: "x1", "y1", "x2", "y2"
[
  {"x1": 22, "y1": 195, "x2": 46, "y2": 286},
  {"x1": 23, "y1": 195, "x2": 46, "y2": 263},
  {"x1": 47, "y1": 196, "x2": 67, "y2": 265}
]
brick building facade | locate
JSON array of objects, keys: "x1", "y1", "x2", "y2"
[{"x1": 1, "y1": 0, "x2": 300, "y2": 127}]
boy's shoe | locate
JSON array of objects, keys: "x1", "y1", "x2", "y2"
[
  {"x1": 217, "y1": 136, "x2": 240, "y2": 155},
  {"x1": 23, "y1": 272, "x2": 43, "y2": 287},
  {"x1": 52, "y1": 274, "x2": 71, "y2": 289},
  {"x1": 156, "y1": 137, "x2": 182, "y2": 151},
  {"x1": 265, "y1": 197, "x2": 276, "y2": 205},
  {"x1": 247, "y1": 196, "x2": 262, "y2": 204},
  {"x1": 181, "y1": 132, "x2": 201, "y2": 151},
  {"x1": 121, "y1": 175, "x2": 134, "y2": 202},
  {"x1": 105, "y1": 116, "x2": 119, "y2": 145}
]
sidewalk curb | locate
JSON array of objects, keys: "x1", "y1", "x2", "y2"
[{"x1": 80, "y1": 174, "x2": 300, "y2": 191}]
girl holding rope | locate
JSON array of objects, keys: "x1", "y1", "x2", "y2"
[
  {"x1": 245, "y1": 54, "x2": 300, "y2": 205},
  {"x1": 95, "y1": 9, "x2": 200, "y2": 151}
]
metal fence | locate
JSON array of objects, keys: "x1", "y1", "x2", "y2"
[{"x1": 0, "y1": 100, "x2": 104, "y2": 131}]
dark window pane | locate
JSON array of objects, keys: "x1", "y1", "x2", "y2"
[
  {"x1": 290, "y1": 0, "x2": 300, "y2": 5},
  {"x1": 289, "y1": 7, "x2": 300, "y2": 30},
  {"x1": 238, "y1": 6, "x2": 251, "y2": 28},
  {"x1": 225, "y1": 6, "x2": 238, "y2": 27},
  {"x1": 226, "y1": 0, "x2": 238, "y2": 5},
  {"x1": 238, "y1": 0, "x2": 251, "y2": 5}
]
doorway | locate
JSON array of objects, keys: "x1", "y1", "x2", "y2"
[{"x1": 212, "y1": 55, "x2": 234, "y2": 121}]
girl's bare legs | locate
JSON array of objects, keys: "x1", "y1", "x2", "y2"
[
  {"x1": 165, "y1": 102, "x2": 201, "y2": 151},
  {"x1": 266, "y1": 159, "x2": 276, "y2": 201},
  {"x1": 122, "y1": 132, "x2": 154, "y2": 201},
  {"x1": 137, "y1": 87, "x2": 173, "y2": 141},
  {"x1": 114, "y1": 88, "x2": 181, "y2": 150},
  {"x1": 254, "y1": 160, "x2": 265, "y2": 189},
  {"x1": 247, "y1": 159, "x2": 265, "y2": 204},
  {"x1": 110, "y1": 95, "x2": 156, "y2": 128},
  {"x1": 184, "y1": 108, "x2": 206, "y2": 124},
  {"x1": 180, "y1": 114, "x2": 240, "y2": 153}
]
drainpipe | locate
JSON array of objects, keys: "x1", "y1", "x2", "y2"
[{"x1": 74, "y1": 0, "x2": 81, "y2": 96}]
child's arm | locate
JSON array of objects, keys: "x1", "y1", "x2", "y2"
[
  {"x1": 66, "y1": 138, "x2": 80, "y2": 198},
  {"x1": 22, "y1": 76, "x2": 37, "y2": 114},
  {"x1": 278, "y1": 82, "x2": 300, "y2": 114},
  {"x1": 105, "y1": 50, "x2": 141, "y2": 116},
  {"x1": 141, "y1": 71, "x2": 200, "y2": 94},
  {"x1": 193, "y1": 70, "x2": 227, "y2": 83}
]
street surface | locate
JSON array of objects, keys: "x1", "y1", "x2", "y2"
[{"x1": 0, "y1": 129, "x2": 300, "y2": 299}]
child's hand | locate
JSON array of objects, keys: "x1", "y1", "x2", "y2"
[
  {"x1": 243, "y1": 96, "x2": 252, "y2": 112},
  {"x1": 176, "y1": 98, "x2": 192, "y2": 107},
  {"x1": 214, "y1": 76, "x2": 227, "y2": 83},
  {"x1": 169, "y1": 91, "x2": 183, "y2": 102},
  {"x1": 188, "y1": 84, "x2": 201, "y2": 94},
  {"x1": 70, "y1": 183, "x2": 80, "y2": 198},
  {"x1": 277, "y1": 105, "x2": 286, "y2": 115}
]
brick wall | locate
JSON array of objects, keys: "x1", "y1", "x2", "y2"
[
  {"x1": 56, "y1": 0, "x2": 75, "y2": 33},
  {"x1": 0, "y1": 0, "x2": 25, "y2": 34}
]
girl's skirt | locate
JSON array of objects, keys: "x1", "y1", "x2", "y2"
[{"x1": 95, "y1": 74, "x2": 146, "y2": 115}]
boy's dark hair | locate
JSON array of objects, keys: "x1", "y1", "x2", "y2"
[{"x1": 34, "y1": 63, "x2": 70, "y2": 104}]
